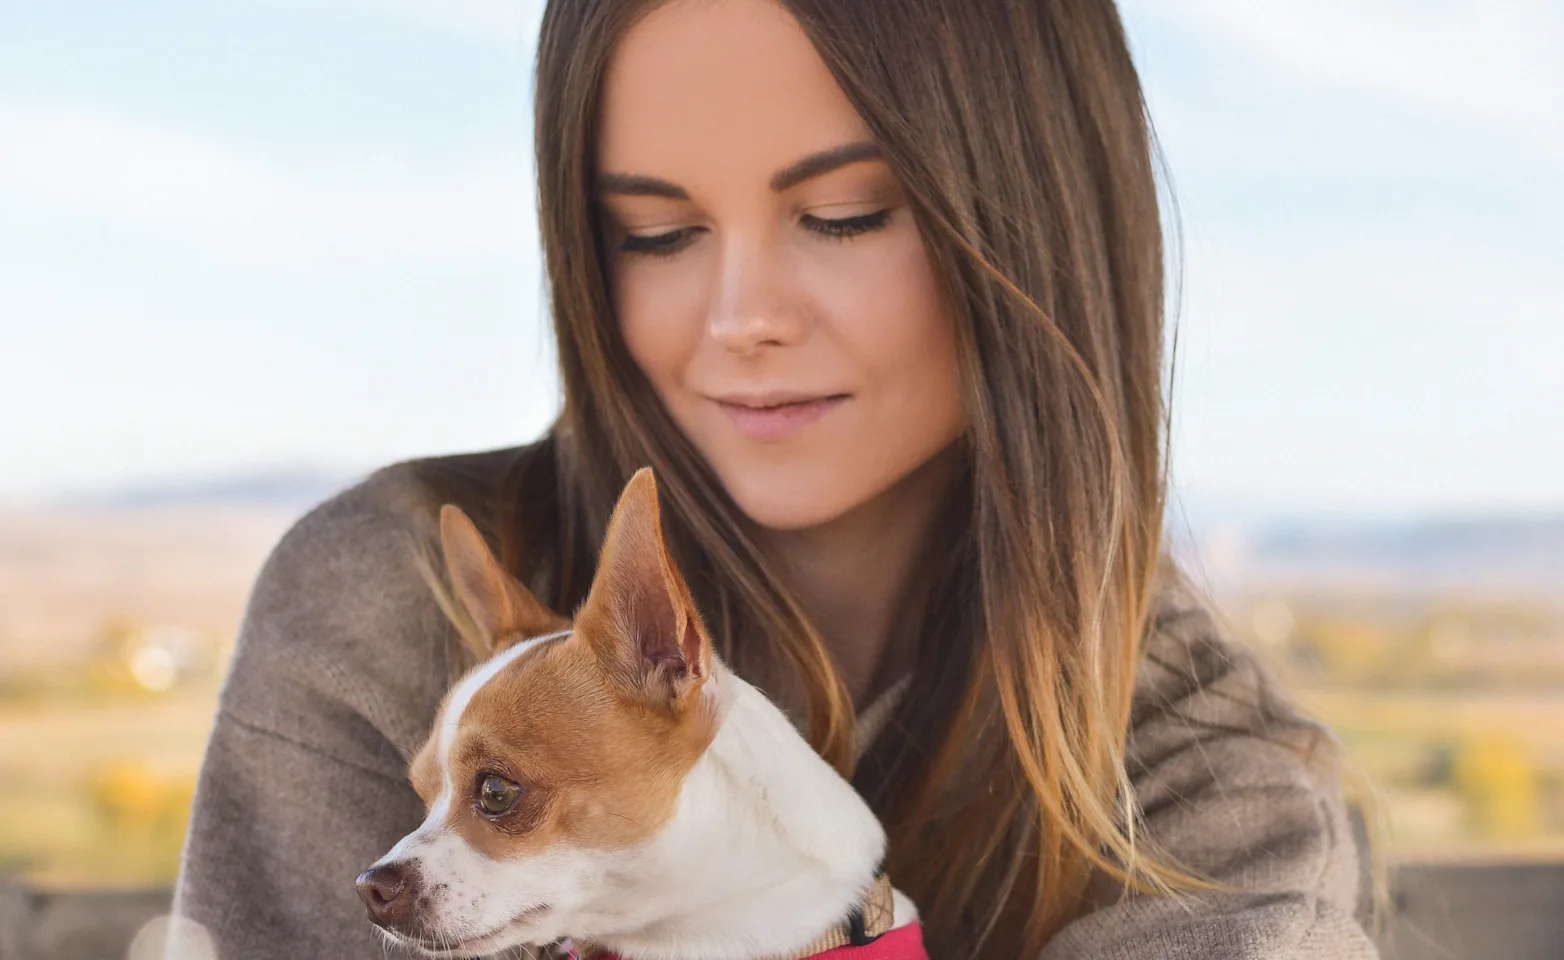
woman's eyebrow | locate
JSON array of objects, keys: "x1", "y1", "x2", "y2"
[
  {"x1": 595, "y1": 141, "x2": 883, "y2": 200},
  {"x1": 596, "y1": 173, "x2": 689, "y2": 199},
  {"x1": 769, "y1": 141, "x2": 881, "y2": 192}
]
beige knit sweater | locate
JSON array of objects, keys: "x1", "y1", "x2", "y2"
[{"x1": 172, "y1": 452, "x2": 1379, "y2": 958}]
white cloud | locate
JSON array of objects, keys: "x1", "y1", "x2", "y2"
[
  {"x1": 1162, "y1": 0, "x2": 1564, "y2": 158},
  {"x1": 0, "y1": 100, "x2": 538, "y2": 265}
]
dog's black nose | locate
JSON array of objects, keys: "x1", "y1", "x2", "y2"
[{"x1": 356, "y1": 861, "x2": 419, "y2": 930}]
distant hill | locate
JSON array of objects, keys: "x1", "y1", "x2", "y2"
[
  {"x1": 36, "y1": 470, "x2": 1564, "y2": 600},
  {"x1": 71, "y1": 469, "x2": 357, "y2": 512},
  {"x1": 1176, "y1": 509, "x2": 1564, "y2": 599}
]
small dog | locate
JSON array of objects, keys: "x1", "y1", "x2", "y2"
[{"x1": 356, "y1": 469, "x2": 925, "y2": 959}]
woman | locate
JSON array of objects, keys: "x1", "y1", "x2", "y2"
[{"x1": 174, "y1": 0, "x2": 1377, "y2": 957}]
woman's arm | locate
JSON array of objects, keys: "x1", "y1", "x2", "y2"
[
  {"x1": 1040, "y1": 585, "x2": 1379, "y2": 960},
  {"x1": 173, "y1": 466, "x2": 459, "y2": 958}
]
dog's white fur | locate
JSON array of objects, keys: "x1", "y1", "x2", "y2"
[{"x1": 371, "y1": 640, "x2": 916, "y2": 960}]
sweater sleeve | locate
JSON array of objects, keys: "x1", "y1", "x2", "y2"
[
  {"x1": 1039, "y1": 584, "x2": 1380, "y2": 960},
  {"x1": 171, "y1": 465, "x2": 462, "y2": 959}
]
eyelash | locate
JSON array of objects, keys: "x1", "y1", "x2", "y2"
[
  {"x1": 802, "y1": 209, "x2": 893, "y2": 239},
  {"x1": 618, "y1": 209, "x2": 892, "y2": 258}
]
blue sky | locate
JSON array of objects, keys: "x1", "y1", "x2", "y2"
[{"x1": 2, "y1": 0, "x2": 1561, "y2": 517}]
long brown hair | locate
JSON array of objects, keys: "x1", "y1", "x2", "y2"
[{"x1": 426, "y1": 0, "x2": 1216, "y2": 954}]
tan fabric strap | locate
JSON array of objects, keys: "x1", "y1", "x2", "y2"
[{"x1": 773, "y1": 872, "x2": 896, "y2": 959}]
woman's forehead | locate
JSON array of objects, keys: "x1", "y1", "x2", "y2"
[{"x1": 596, "y1": 0, "x2": 872, "y2": 184}]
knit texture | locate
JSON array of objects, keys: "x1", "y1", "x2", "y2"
[{"x1": 172, "y1": 450, "x2": 1379, "y2": 959}]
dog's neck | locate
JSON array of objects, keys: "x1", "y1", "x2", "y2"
[{"x1": 582, "y1": 666, "x2": 896, "y2": 960}]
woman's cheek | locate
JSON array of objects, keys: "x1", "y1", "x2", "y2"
[
  {"x1": 786, "y1": 232, "x2": 963, "y2": 511},
  {"x1": 614, "y1": 260, "x2": 708, "y2": 398},
  {"x1": 832, "y1": 227, "x2": 962, "y2": 424},
  {"x1": 869, "y1": 252, "x2": 965, "y2": 475}
]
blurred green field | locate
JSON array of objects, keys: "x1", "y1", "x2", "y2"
[
  {"x1": 1234, "y1": 592, "x2": 1564, "y2": 860},
  {"x1": 0, "y1": 688, "x2": 214, "y2": 887},
  {"x1": 0, "y1": 505, "x2": 279, "y2": 889},
  {"x1": 1302, "y1": 689, "x2": 1564, "y2": 855}
]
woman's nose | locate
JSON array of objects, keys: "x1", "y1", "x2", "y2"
[{"x1": 706, "y1": 240, "x2": 803, "y2": 357}]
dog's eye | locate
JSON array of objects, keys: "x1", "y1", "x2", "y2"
[{"x1": 477, "y1": 774, "x2": 523, "y2": 816}]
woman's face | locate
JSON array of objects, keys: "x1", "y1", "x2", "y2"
[{"x1": 597, "y1": 0, "x2": 964, "y2": 532}]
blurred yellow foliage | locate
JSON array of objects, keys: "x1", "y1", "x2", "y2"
[
  {"x1": 1299, "y1": 618, "x2": 1395, "y2": 685},
  {"x1": 90, "y1": 760, "x2": 196, "y2": 833},
  {"x1": 1453, "y1": 733, "x2": 1542, "y2": 840}
]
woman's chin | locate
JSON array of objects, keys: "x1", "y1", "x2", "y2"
[
  {"x1": 715, "y1": 442, "x2": 962, "y2": 536},
  {"x1": 734, "y1": 495, "x2": 850, "y2": 533},
  {"x1": 723, "y1": 474, "x2": 860, "y2": 533}
]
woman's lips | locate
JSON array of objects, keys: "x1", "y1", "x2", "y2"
[{"x1": 714, "y1": 394, "x2": 849, "y2": 441}]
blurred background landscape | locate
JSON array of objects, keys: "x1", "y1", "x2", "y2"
[
  {"x1": 0, "y1": 1, "x2": 1560, "y2": 956},
  {"x1": 4, "y1": 483, "x2": 1561, "y2": 889}
]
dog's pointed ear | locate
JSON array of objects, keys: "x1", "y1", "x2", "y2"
[
  {"x1": 576, "y1": 468, "x2": 713, "y2": 708},
  {"x1": 440, "y1": 504, "x2": 565, "y2": 659}
]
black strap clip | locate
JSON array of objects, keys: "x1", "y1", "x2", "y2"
[{"x1": 845, "y1": 905, "x2": 881, "y2": 947}]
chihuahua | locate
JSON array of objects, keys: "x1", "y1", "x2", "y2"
[{"x1": 355, "y1": 469, "x2": 925, "y2": 960}]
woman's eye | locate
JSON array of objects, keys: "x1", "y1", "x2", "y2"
[
  {"x1": 477, "y1": 774, "x2": 524, "y2": 816},
  {"x1": 615, "y1": 210, "x2": 890, "y2": 256},
  {"x1": 802, "y1": 209, "x2": 892, "y2": 240},
  {"x1": 619, "y1": 227, "x2": 698, "y2": 257}
]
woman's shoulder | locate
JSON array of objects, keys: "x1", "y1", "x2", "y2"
[
  {"x1": 308, "y1": 444, "x2": 532, "y2": 539},
  {"x1": 221, "y1": 445, "x2": 531, "y2": 759},
  {"x1": 253, "y1": 444, "x2": 528, "y2": 638},
  {"x1": 1132, "y1": 567, "x2": 1335, "y2": 765},
  {"x1": 1116, "y1": 567, "x2": 1369, "y2": 937}
]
